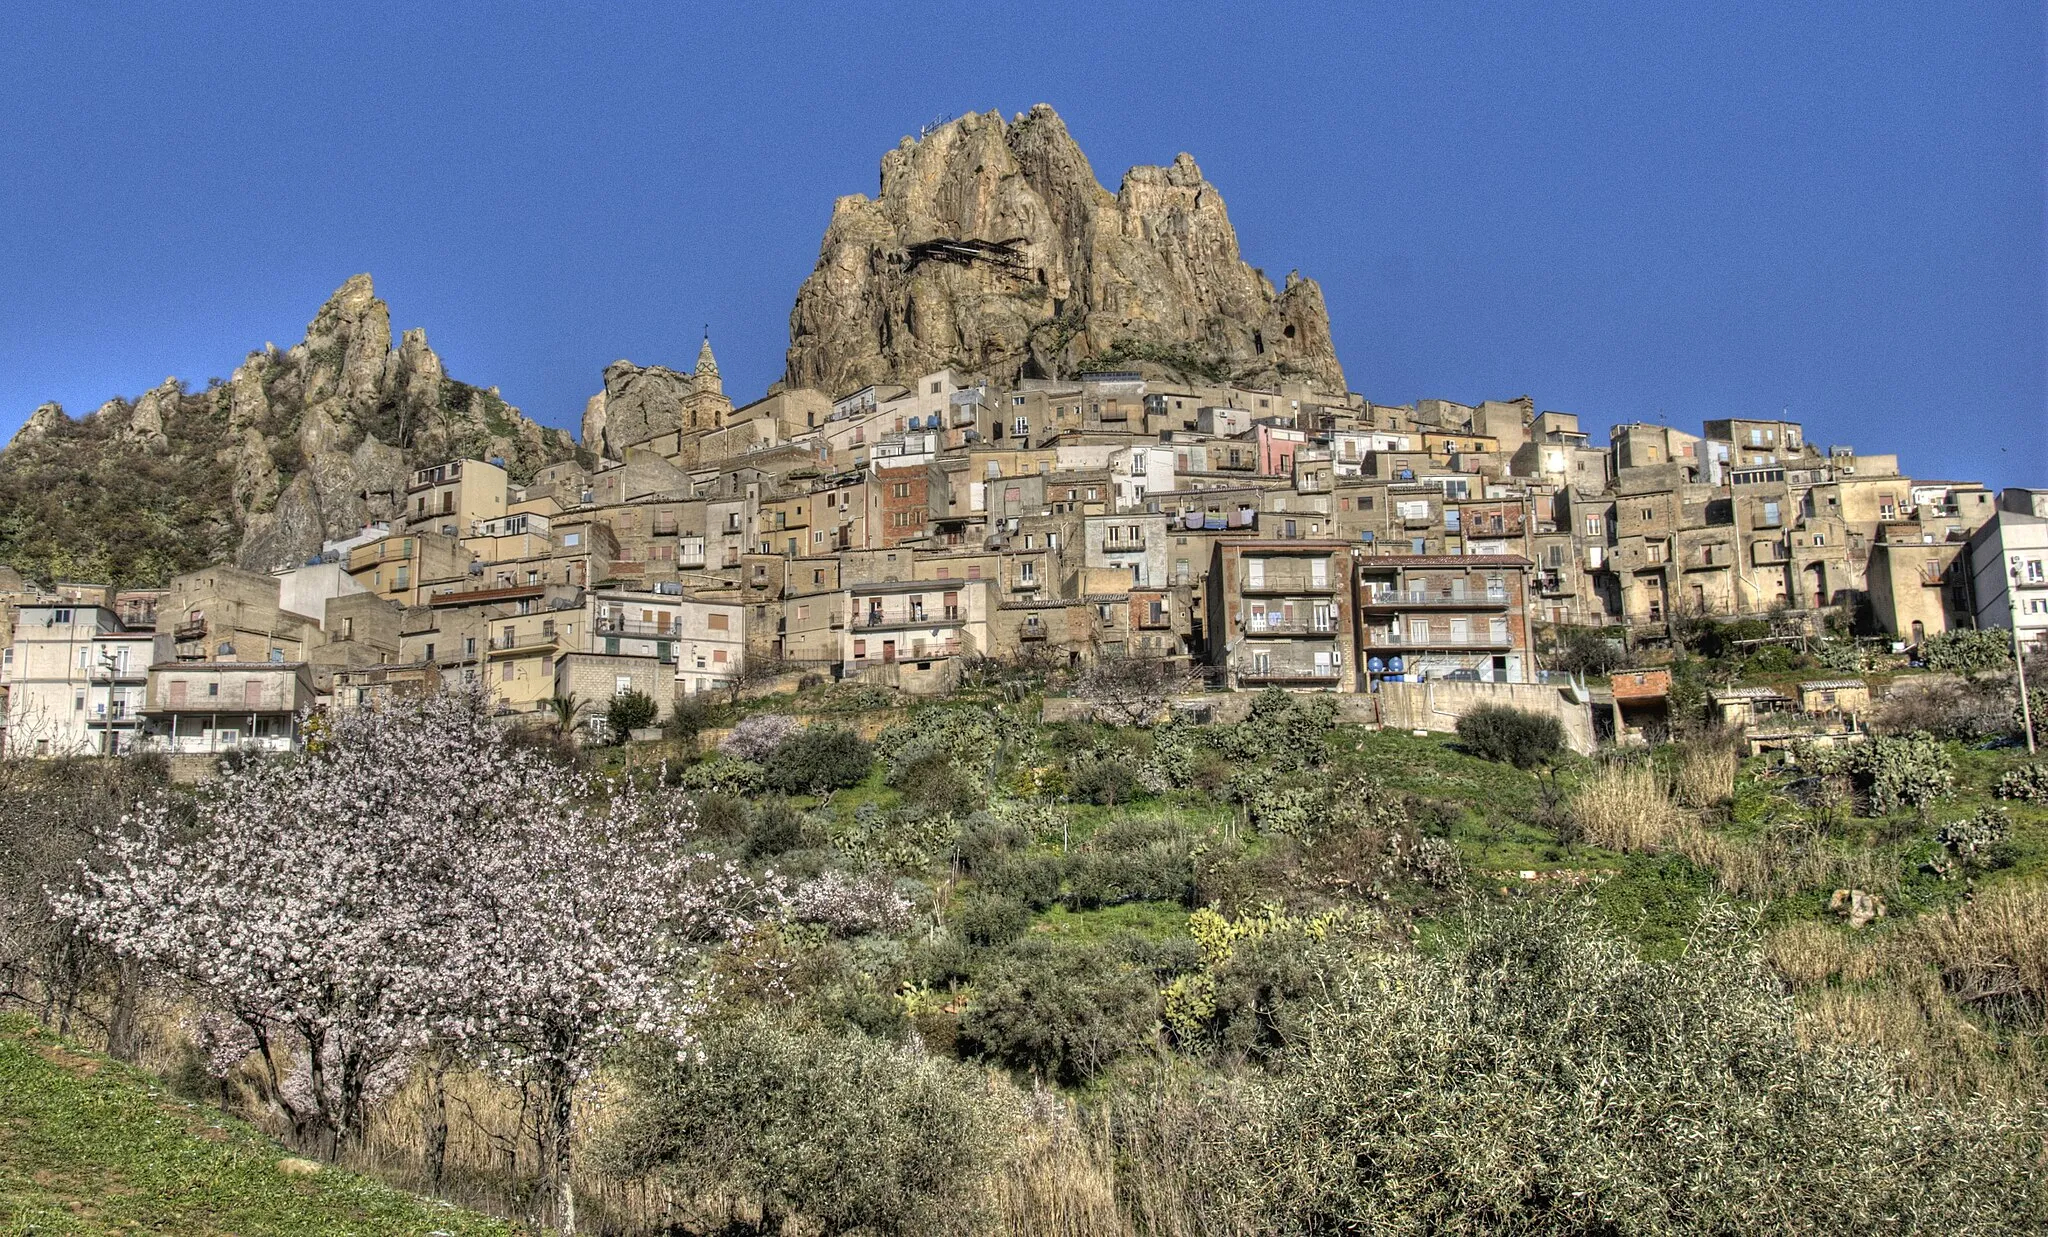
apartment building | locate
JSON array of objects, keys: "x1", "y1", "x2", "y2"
[
  {"x1": 1355, "y1": 555, "x2": 1535, "y2": 687},
  {"x1": 1966, "y1": 508, "x2": 2048, "y2": 652},
  {"x1": 1207, "y1": 540, "x2": 1354, "y2": 691}
]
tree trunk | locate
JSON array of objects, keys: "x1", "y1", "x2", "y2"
[
  {"x1": 550, "y1": 1076, "x2": 576, "y2": 1235},
  {"x1": 106, "y1": 959, "x2": 140, "y2": 1062},
  {"x1": 422, "y1": 1057, "x2": 450, "y2": 1189}
]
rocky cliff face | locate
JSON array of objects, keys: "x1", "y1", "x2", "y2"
[
  {"x1": 785, "y1": 105, "x2": 1346, "y2": 396},
  {"x1": 0, "y1": 275, "x2": 581, "y2": 586},
  {"x1": 582, "y1": 361, "x2": 696, "y2": 460}
]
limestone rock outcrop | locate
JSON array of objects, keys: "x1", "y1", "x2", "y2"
[
  {"x1": 0, "y1": 275, "x2": 580, "y2": 586},
  {"x1": 581, "y1": 337, "x2": 733, "y2": 460},
  {"x1": 785, "y1": 105, "x2": 1346, "y2": 396}
]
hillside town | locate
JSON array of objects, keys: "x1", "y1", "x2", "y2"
[{"x1": 4, "y1": 338, "x2": 2043, "y2": 759}]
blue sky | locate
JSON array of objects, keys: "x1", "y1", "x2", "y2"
[{"x1": 1, "y1": 2, "x2": 2040, "y2": 487}]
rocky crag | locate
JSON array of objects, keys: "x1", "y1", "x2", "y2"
[
  {"x1": 580, "y1": 337, "x2": 727, "y2": 460},
  {"x1": 785, "y1": 104, "x2": 1345, "y2": 396},
  {"x1": 0, "y1": 275, "x2": 581, "y2": 586}
]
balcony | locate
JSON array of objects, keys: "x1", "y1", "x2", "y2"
[
  {"x1": 1536, "y1": 572, "x2": 1569, "y2": 595},
  {"x1": 855, "y1": 608, "x2": 961, "y2": 631},
  {"x1": 1236, "y1": 666, "x2": 1342, "y2": 684},
  {"x1": 1240, "y1": 575, "x2": 1340, "y2": 596},
  {"x1": 597, "y1": 619, "x2": 677, "y2": 637},
  {"x1": 1243, "y1": 617, "x2": 1338, "y2": 636},
  {"x1": 1019, "y1": 622, "x2": 1049, "y2": 641},
  {"x1": 489, "y1": 632, "x2": 556, "y2": 653},
  {"x1": 173, "y1": 620, "x2": 208, "y2": 642},
  {"x1": 1010, "y1": 577, "x2": 1040, "y2": 592},
  {"x1": 1102, "y1": 534, "x2": 1146, "y2": 550},
  {"x1": 429, "y1": 583, "x2": 546, "y2": 607},
  {"x1": 1364, "y1": 630, "x2": 1513, "y2": 651},
  {"x1": 1359, "y1": 589, "x2": 1509, "y2": 610}
]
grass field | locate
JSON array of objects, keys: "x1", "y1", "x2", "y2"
[{"x1": 0, "y1": 1015, "x2": 514, "y2": 1236}]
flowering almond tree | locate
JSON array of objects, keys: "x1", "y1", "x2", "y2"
[{"x1": 59, "y1": 688, "x2": 760, "y2": 1231}]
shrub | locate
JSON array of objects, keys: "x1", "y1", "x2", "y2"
[
  {"x1": 600, "y1": 1016, "x2": 1006, "y2": 1237},
  {"x1": 1921, "y1": 628, "x2": 2012, "y2": 673},
  {"x1": 953, "y1": 891, "x2": 1030, "y2": 946},
  {"x1": 1123, "y1": 899, "x2": 2046, "y2": 1235},
  {"x1": 671, "y1": 754, "x2": 763, "y2": 794},
  {"x1": 602, "y1": 689, "x2": 658, "y2": 742},
  {"x1": 762, "y1": 726, "x2": 873, "y2": 795},
  {"x1": 1550, "y1": 627, "x2": 1625, "y2": 676},
  {"x1": 890, "y1": 751, "x2": 986, "y2": 817},
  {"x1": 1455, "y1": 704, "x2": 1566, "y2": 768},
  {"x1": 1997, "y1": 763, "x2": 2048, "y2": 802},
  {"x1": 1872, "y1": 676, "x2": 2013, "y2": 740},
  {"x1": 719, "y1": 712, "x2": 803, "y2": 761},
  {"x1": 959, "y1": 941, "x2": 1158, "y2": 1085},
  {"x1": 1567, "y1": 761, "x2": 1690, "y2": 852},
  {"x1": 1850, "y1": 732, "x2": 1956, "y2": 815},
  {"x1": 664, "y1": 692, "x2": 726, "y2": 745},
  {"x1": 979, "y1": 852, "x2": 1066, "y2": 911},
  {"x1": 786, "y1": 870, "x2": 913, "y2": 938},
  {"x1": 745, "y1": 794, "x2": 809, "y2": 859},
  {"x1": 1066, "y1": 749, "x2": 1140, "y2": 805}
]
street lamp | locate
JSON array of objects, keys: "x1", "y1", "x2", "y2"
[{"x1": 2010, "y1": 555, "x2": 2036, "y2": 755}]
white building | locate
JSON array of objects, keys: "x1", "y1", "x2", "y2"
[
  {"x1": 584, "y1": 587, "x2": 747, "y2": 697},
  {"x1": 1967, "y1": 505, "x2": 2048, "y2": 652},
  {"x1": 4, "y1": 603, "x2": 162, "y2": 756}
]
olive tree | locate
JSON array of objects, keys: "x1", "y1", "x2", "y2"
[{"x1": 1124, "y1": 898, "x2": 2045, "y2": 1235}]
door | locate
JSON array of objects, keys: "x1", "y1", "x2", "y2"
[{"x1": 883, "y1": 640, "x2": 897, "y2": 663}]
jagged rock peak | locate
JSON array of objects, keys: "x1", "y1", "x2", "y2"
[{"x1": 785, "y1": 104, "x2": 1346, "y2": 397}]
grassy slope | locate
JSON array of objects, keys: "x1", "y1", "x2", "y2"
[{"x1": 0, "y1": 1015, "x2": 513, "y2": 1236}]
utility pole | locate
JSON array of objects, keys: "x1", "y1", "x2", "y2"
[{"x1": 2011, "y1": 554, "x2": 2036, "y2": 754}]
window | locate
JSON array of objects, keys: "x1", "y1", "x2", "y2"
[
  {"x1": 707, "y1": 613, "x2": 729, "y2": 631},
  {"x1": 894, "y1": 482, "x2": 912, "y2": 499},
  {"x1": 1762, "y1": 502, "x2": 1781, "y2": 527},
  {"x1": 854, "y1": 639, "x2": 867, "y2": 658},
  {"x1": 1584, "y1": 514, "x2": 1602, "y2": 537},
  {"x1": 54, "y1": 608, "x2": 73, "y2": 624}
]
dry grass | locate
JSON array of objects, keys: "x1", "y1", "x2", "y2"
[
  {"x1": 985, "y1": 1091, "x2": 1128, "y2": 1237},
  {"x1": 1798, "y1": 975, "x2": 2048, "y2": 1102},
  {"x1": 1677, "y1": 827, "x2": 1897, "y2": 901},
  {"x1": 1567, "y1": 762, "x2": 1691, "y2": 853},
  {"x1": 1672, "y1": 740, "x2": 1739, "y2": 810},
  {"x1": 1911, "y1": 887, "x2": 2048, "y2": 1027}
]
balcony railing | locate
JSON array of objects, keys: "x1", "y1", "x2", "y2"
[
  {"x1": 490, "y1": 632, "x2": 556, "y2": 652},
  {"x1": 1019, "y1": 622, "x2": 1048, "y2": 640},
  {"x1": 1243, "y1": 617, "x2": 1338, "y2": 636},
  {"x1": 173, "y1": 620, "x2": 208, "y2": 642},
  {"x1": 1241, "y1": 575, "x2": 1340, "y2": 596},
  {"x1": 1360, "y1": 589, "x2": 1509, "y2": 609},
  {"x1": 1103, "y1": 534, "x2": 1146, "y2": 549},
  {"x1": 1237, "y1": 666, "x2": 1342, "y2": 683},
  {"x1": 597, "y1": 619, "x2": 676, "y2": 637},
  {"x1": 1365, "y1": 631, "x2": 1513, "y2": 650},
  {"x1": 855, "y1": 608, "x2": 962, "y2": 629}
]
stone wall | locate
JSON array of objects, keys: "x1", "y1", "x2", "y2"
[{"x1": 1369, "y1": 680, "x2": 1596, "y2": 754}]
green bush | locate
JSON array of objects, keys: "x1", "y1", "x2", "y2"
[
  {"x1": 762, "y1": 726, "x2": 874, "y2": 795},
  {"x1": 672, "y1": 754, "x2": 763, "y2": 795},
  {"x1": 1996, "y1": 763, "x2": 2048, "y2": 802},
  {"x1": 1122, "y1": 899, "x2": 2047, "y2": 1234},
  {"x1": 959, "y1": 941, "x2": 1158, "y2": 1085},
  {"x1": 890, "y1": 751, "x2": 986, "y2": 817},
  {"x1": 1454, "y1": 704, "x2": 1566, "y2": 768},
  {"x1": 602, "y1": 690, "x2": 658, "y2": 742},
  {"x1": 745, "y1": 795, "x2": 809, "y2": 859},
  {"x1": 1922, "y1": 629, "x2": 2012, "y2": 673},
  {"x1": 600, "y1": 1017, "x2": 1005, "y2": 1237},
  {"x1": 1848, "y1": 732, "x2": 1956, "y2": 815},
  {"x1": 979, "y1": 852, "x2": 1065, "y2": 911},
  {"x1": 953, "y1": 891, "x2": 1029, "y2": 946},
  {"x1": 1549, "y1": 627, "x2": 1625, "y2": 676},
  {"x1": 1067, "y1": 749, "x2": 1140, "y2": 805}
]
